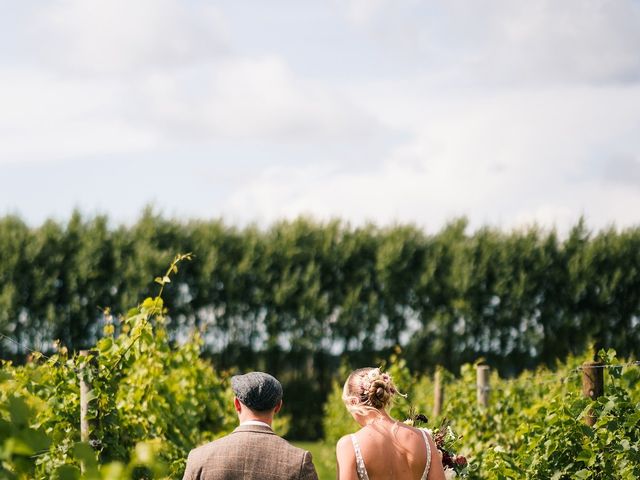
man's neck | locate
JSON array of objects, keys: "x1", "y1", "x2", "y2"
[
  {"x1": 238, "y1": 414, "x2": 273, "y2": 427},
  {"x1": 240, "y1": 419, "x2": 272, "y2": 428}
]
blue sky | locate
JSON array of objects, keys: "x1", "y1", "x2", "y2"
[{"x1": 2, "y1": 0, "x2": 640, "y2": 231}]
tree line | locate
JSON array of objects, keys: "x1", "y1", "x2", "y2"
[
  {"x1": 1, "y1": 210, "x2": 638, "y2": 374},
  {"x1": 2, "y1": 210, "x2": 639, "y2": 438}
]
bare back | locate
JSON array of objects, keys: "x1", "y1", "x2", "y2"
[{"x1": 336, "y1": 421, "x2": 445, "y2": 480}]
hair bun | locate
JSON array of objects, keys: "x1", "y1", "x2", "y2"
[
  {"x1": 343, "y1": 367, "x2": 399, "y2": 413},
  {"x1": 367, "y1": 378, "x2": 391, "y2": 409}
]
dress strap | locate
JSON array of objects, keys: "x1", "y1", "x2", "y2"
[
  {"x1": 420, "y1": 429, "x2": 432, "y2": 480},
  {"x1": 350, "y1": 434, "x2": 370, "y2": 480}
]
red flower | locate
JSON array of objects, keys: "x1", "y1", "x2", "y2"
[{"x1": 454, "y1": 455, "x2": 467, "y2": 467}]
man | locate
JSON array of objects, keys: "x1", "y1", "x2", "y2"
[{"x1": 182, "y1": 372, "x2": 319, "y2": 480}]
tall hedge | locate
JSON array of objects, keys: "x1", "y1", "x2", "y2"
[{"x1": 1, "y1": 210, "x2": 639, "y2": 437}]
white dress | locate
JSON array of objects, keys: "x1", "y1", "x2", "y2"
[{"x1": 350, "y1": 428, "x2": 432, "y2": 480}]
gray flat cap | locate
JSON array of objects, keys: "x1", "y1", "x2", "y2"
[{"x1": 231, "y1": 372, "x2": 283, "y2": 411}]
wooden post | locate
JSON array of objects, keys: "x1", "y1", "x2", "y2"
[
  {"x1": 433, "y1": 368, "x2": 444, "y2": 418},
  {"x1": 79, "y1": 350, "x2": 97, "y2": 443},
  {"x1": 476, "y1": 365, "x2": 490, "y2": 408},
  {"x1": 581, "y1": 361, "x2": 604, "y2": 426}
]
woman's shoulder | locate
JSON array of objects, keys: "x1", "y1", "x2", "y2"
[
  {"x1": 336, "y1": 434, "x2": 357, "y2": 467},
  {"x1": 392, "y1": 421, "x2": 427, "y2": 436},
  {"x1": 337, "y1": 434, "x2": 354, "y2": 449}
]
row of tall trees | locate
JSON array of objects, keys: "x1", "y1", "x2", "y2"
[
  {"x1": 1, "y1": 210, "x2": 638, "y2": 373},
  {"x1": 3, "y1": 210, "x2": 640, "y2": 438}
]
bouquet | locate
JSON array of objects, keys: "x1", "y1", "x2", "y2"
[{"x1": 404, "y1": 412, "x2": 468, "y2": 478}]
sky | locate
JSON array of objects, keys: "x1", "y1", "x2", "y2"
[{"x1": 1, "y1": 0, "x2": 640, "y2": 232}]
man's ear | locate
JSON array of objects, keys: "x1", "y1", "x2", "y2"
[
  {"x1": 273, "y1": 399, "x2": 283, "y2": 414},
  {"x1": 234, "y1": 397, "x2": 242, "y2": 413}
]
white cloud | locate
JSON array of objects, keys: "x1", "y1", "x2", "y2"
[
  {"x1": 225, "y1": 84, "x2": 640, "y2": 231},
  {"x1": 0, "y1": 54, "x2": 385, "y2": 164},
  {"x1": 2, "y1": 0, "x2": 640, "y2": 232},
  {"x1": 2, "y1": 0, "x2": 385, "y2": 161},
  {"x1": 343, "y1": 0, "x2": 394, "y2": 26},
  {"x1": 31, "y1": 0, "x2": 229, "y2": 75},
  {"x1": 602, "y1": 155, "x2": 640, "y2": 188},
  {"x1": 128, "y1": 56, "x2": 385, "y2": 142},
  {"x1": 0, "y1": 69, "x2": 156, "y2": 163},
  {"x1": 342, "y1": 0, "x2": 640, "y2": 85}
]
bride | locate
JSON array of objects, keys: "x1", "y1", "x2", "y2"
[{"x1": 336, "y1": 368, "x2": 446, "y2": 480}]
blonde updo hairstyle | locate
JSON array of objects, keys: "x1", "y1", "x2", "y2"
[{"x1": 342, "y1": 367, "x2": 399, "y2": 415}]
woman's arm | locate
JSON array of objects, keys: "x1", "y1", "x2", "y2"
[
  {"x1": 336, "y1": 435, "x2": 359, "y2": 480},
  {"x1": 425, "y1": 431, "x2": 446, "y2": 480}
]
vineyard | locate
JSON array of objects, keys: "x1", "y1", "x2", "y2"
[
  {"x1": 1, "y1": 255, "x2": 639, "y2": 479},
  {"x1": 323, "y1": 352, "x2": 640, "y2": 479},
  {"x1": 3, "y1": 214, "x2": 640, "y2": 440}
]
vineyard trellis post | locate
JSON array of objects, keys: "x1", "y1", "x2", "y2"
[
  {"x1": 79, "y1": 350, "x2": 98, "y2": 443},
  {"x1": 581, "y1": 361, "x2": 604, "y2": 426},
  {"x1": 433, "y1": 367, "x2": 444, "y2": 418},
  {"x1": 476, "y1": 364, "x2": 490, "y2": 408}
]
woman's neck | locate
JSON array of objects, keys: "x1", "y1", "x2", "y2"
[{"x1": 358, "y1": 410, "x2": 394, "y2": 427}]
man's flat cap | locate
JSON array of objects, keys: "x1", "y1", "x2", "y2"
[{"x1": 231, "y1": 372, "x2": 283, "y2": 411}]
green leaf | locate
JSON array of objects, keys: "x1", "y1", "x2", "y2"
[
  {"x1": 97, "y1": 337, "x2": 113, "y2": 353},
  {"x1": 20, "y1": 427, "x2": 51, "y2": 453},
  {"x1": 73, "y1": 442, "x2": 97, "y2": 469},
  {"x1": 600, "y1": 398, "x2": 616, "y2": 416},
  {"x1": 141, "y1": 297, "x2": 156, "y2": 310},
  {"x1": 140, "y1": 330, "x2": 154, "y2": 345},
  {"x1": 0, "y1": 418, "x2": 12, "y2": 437},
  {"x1": 84, "y1": 388, "x2": 97, "y2": 403},
  {"x1": 99, "y1": 462, "x2": 126, "y2": 478},
  {"x1": 135, "y1": 442, "x2": 155, "y2": 463},
  {"x1": 52, "y1": 464, "x2": 81, "y2": 480},
  {"x1": 5, "y1": 436, "x2": 36, "y2": 456},
  {"x1": 577, "y1": 448, "x2": 594, "y2": 465},
  {"x1": 573, "y1": 469, "x2": 591, "y2": 479},
  {"x1": 8, "y1": 396, "x2": 31, "y2": 428}
]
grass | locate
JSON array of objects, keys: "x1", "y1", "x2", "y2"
[{"x1": 293, "y1": 441, "x2": 335, "y2": 480}]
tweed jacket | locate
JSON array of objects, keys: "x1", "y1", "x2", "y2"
[{"x1": 182, "y1": 424, "x2": 319, "y2": 480}]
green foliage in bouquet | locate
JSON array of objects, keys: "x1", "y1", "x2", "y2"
[{"x1": 0, "y1": 254, "x2": 238, "y2": 478}]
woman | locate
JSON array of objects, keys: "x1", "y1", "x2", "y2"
[{"x1": 336, "y1": 368, "x2": 446, "y2": 480}]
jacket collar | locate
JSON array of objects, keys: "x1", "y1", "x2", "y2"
[{"x1": 233, "y1": 424, "x2": 277, "y2": 436}]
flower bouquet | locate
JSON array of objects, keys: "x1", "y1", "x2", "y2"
[{"x1": 404, "y1": 412, "x2": 468, "y2": 478}]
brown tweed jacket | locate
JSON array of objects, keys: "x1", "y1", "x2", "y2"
[{"x1": 182, "y1": 424, "x2": 319, "y2": 480}]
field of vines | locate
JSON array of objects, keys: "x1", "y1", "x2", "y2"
[{"x1": 1, "y1": 257, "x2": 639, "y2": 479}]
